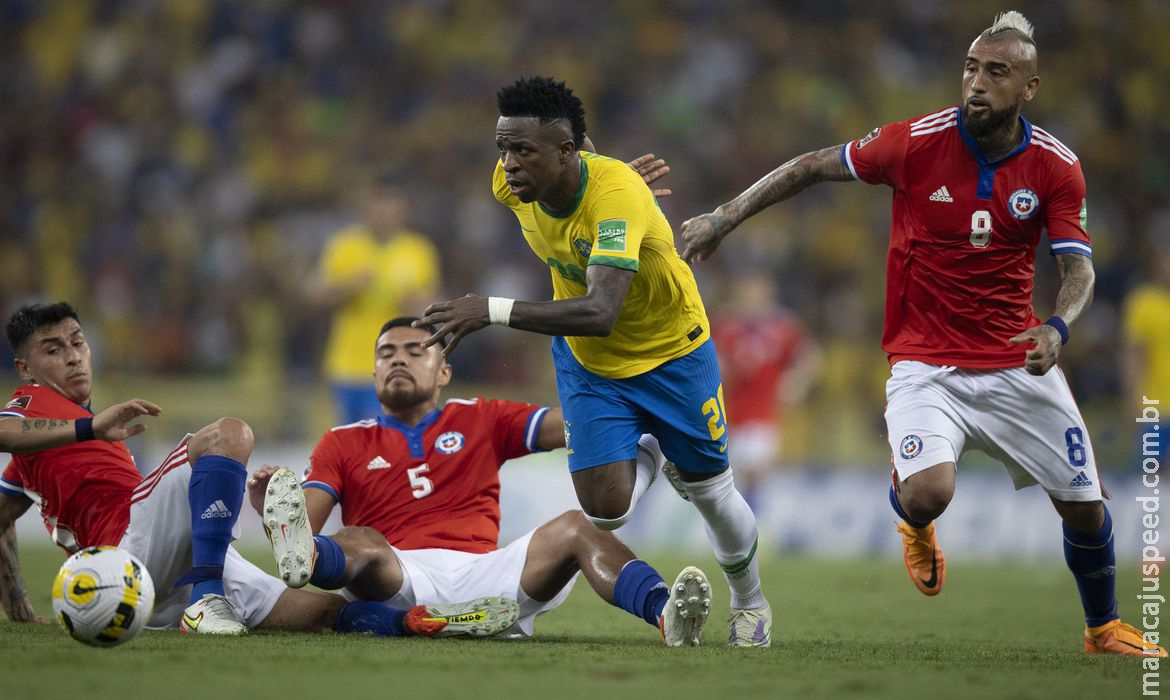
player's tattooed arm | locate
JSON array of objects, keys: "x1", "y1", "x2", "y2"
[
  {"x1": 1010, "y1": 254, "x2": 1095, "y2": 376},
  {"x1": 680, "y1": 145, "x2": 853, "y2": 263},
  {"x1": 0, "y1": 492, "x2": 43, "y2": 623},
  {"x1": 1052, "y1": 253, "x2": 1096, "y2": 326},
  {"x1": 0, "y1": 416, "x2": 76, "y2": 453}
]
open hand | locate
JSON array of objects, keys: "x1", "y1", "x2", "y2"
[
  {"x1": 92, "y1": 399, "x2": 162, "y2": 442},
  {"x1": 626, "y1": 153, "x2": 672, "y2": 198},
  {"x1": 416, "y1": 294, "x2": 490, "y2": 356}
]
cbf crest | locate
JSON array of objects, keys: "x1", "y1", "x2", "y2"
[
  {"x1": 1008, "y1": 188, "x2": 1039, "y2": 220},
  {"x1": 435, "y1": 431, "x2": 465, "y2": 454},
  {"x1": 573, "y1": 238, "x2": 592, "y2": 260}
]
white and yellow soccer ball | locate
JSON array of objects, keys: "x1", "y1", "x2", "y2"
[{"x1": 51, "y1": 546, "x2": 155, "y2": 647}]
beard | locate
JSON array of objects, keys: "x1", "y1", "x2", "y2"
[
  {"x1": 961, "y1": 102, "x2": 1017, "y2": 139},
  {"x1": 379, "y1": 381, "x2": 432, "y2": 411}
]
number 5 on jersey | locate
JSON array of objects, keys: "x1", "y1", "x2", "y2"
[{"x1": 407, "y1": 464, "x2": 434, "y2": 499}]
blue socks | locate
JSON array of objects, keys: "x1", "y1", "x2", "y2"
[
  {"x1": 335, "y1": 601, "x2": 409, "y2": 637},
  {"x1": 613, "y1": 559, "x2": 670, "y2": 626},
  {"x1": 310, "y1": 535, "x2": 347, "y2": 589},
  {"x1": 1063, "y1": 506, "x2": 1119, "y2": 628},
  {"x1": 179, "y1": 455, "x2": 247, "y2": 603},
  {"x1": 889, "y1": 485, "x2": 932, "y2": 529}
]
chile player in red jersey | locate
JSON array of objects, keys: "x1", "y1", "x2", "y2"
[
  {"x1": 679, "y1": 11, "x2": 1164, "y2": 657},
  {"x1": 248, "y1": 316, "x2": 714, "y2": 646},
  {"x1": 0, "y1": 302, "x2": 518, "y2": 640}
]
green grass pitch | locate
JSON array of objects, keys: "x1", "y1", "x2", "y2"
[{"x1": 2, "y1": 546, "x2": 1154, "y2": 699}]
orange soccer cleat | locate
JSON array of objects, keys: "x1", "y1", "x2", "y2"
[
  {"x1": 896, "y1": 520, "x2": 946, "y2": 596},
  {"x1": 1085, "y1": 619, "x2": 1168, "y2": 657}
]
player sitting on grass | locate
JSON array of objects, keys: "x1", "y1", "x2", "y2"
[
  {"x1": 678, "y1": 11, "x2": 1166, "y2": 658},
  {"x1": 248, "y1": 317, "x2": 713, "y2": 646},
  {"x1": 0, "y1": 302, "x2": 518, "y2": 640}
]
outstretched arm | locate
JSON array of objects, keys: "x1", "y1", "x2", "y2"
[
  {"x1": 0, "y1": 399, "x2": 162, "y2": 454},
  {"x1": 1010, "y1": 253, "x2": 1095, "y2": 375},
  {"x1": 0, "y1": 491, "x2": 44, "y2": 623},
  {"x1": 418, "y1": 264, "x2": 634, "y2": 355},
  {"x1": 680, "y1": 145, "x2": 853, "y2": 263}
]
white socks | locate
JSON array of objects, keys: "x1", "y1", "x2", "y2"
[{"x1": 682, "y1": 468, "x2": 767, "y2": 609}]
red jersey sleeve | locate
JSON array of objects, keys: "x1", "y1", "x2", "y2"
[
  {"x1": 844, "y1": 120, "x2": 910, "y2": 188},
  {"x1": 483, "y1": 399, "x2": 550, "y2": 464},
  {"x1": 1044, "y1": 160, "x2": 1091, "y2": 258},
  {"x1": 303, "y1": 430, "x2": 346, "y2": 503},
  {"x1": 0, "y1": 459, "x2": 28, "y2": 500}
]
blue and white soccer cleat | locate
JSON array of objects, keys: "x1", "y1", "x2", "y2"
[
  {"x1": 659, "y1": 566, "x2": 711, "y2": 646},
  {"x1": 263, "y1": 468, "x2": 315, "y2": 588},
  {"x1": 180, "y1": 594, "x2": 247, "y2": 636}
]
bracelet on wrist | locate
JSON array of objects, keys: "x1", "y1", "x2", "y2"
[
  {"x1": 1043, "y1": 316, "x2": 1069, "y2": 345},
  {"x1": 75, "y1": 417, "x2": 96, "y2": 442}
]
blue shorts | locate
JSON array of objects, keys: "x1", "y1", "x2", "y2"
[{"x1": 551, "y1": 336, "x2": 729, "y2": 475}]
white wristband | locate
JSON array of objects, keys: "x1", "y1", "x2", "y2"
[{"x1": 488, "y1": 297, "x2": 515, "y2": 327}]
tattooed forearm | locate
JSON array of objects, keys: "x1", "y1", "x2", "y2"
[
  {"x1": 722, "y1": 145, "x2": 853, "y2": 226},
  {"x1": 22, "y1": 419, "x2": 69, "y2": 432},
  {"x1": 0, "y1": 527, "x2": 35, "y2": 622},
  {"x1": 1052, "y1": 253, "x2": 1095, "y2": 326},
  {"x1": 2, "y1": 416, "x2": 80, "y2": 453}
]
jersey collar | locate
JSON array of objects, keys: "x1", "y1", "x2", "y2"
[
  {"x1": 955, "y1": 109, "x2": 1034, "y2": 166},
  {"x1": 377, "y1": 408, "x2": 443, "y2": 459},
  {"x1": 538, "y1": 158, "x2": 589, "y2": 219}
]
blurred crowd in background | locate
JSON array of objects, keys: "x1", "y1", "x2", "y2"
[{"x1": 1, "y1": 0, "x2": 1167, "y2": 467}]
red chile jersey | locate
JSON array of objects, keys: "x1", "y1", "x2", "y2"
[
  {"x1": 0, "y1": 385, "x2": 138, "y2": 552},
  {"x1": 843, "y1": 106, "x2": 1091, "y2": 368},
  {"x1": 303, "y1": 398, "x2": 551, "y2": 554},
  {"x1": 712, "y1": 311, "x2": 807, "y2": 425}
]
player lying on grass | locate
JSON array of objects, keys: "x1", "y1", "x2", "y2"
[
  {"x1": 678, "y1": 10, "x2": 1165, "y2": 658},
  {"x1": 247, "y1": 316, "x2": 714, "y2": 646},
  {"x1": 0, "y1": 302, "x2": 519, "y2": 639}
]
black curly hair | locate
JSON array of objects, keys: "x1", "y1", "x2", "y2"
[
  {"x1": 497, "y1": 76, "x2": 587, "y2": 148},
  {"x1": 6, "y1": 302, "x2": 80, "y2": 355}
]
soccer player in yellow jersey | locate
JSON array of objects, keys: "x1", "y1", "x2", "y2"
[
  {"x1": 419, "y1": 76, "x2": 771, "y2": 647},
  {"x1": 315, "y1": 174, "x2": 439, "y2": 424},
  {"x1": 1123, "y1": 248, "x2": 1170, "y2": 464}
]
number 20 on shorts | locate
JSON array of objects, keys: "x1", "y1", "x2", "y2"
[{"x1": 702, "y1": 384, "x2": 729, "y2": 450}]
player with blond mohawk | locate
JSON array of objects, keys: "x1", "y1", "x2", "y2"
[{"x1": 680, "y1": 10, "x2": 1166, "y2": 656}]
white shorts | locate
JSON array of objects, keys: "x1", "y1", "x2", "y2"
[
  {"x1": 118, "y1": 439, "x2": 285, "y2": 629},
  {"x1": 885, "y1": 361, "x2": 1103, "y2": 502},
  {"x1": 372, "y1": 530, "x2": 577, "y2": 638}
]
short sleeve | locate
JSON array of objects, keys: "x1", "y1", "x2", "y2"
[
  {"x1": 493, "y1": 160, "x2": 520, "y2": 208},
  {"x1": 1045, "y1": 162, "x2": 1091, "y2": 258},
  {"x1": 0, "y1": 460, "x2": 28, "y2": 500},
  {"x1": 585, "y1": 171, "x2": 646, "y2": 273},
  {"x1": 843, "y1": 120, "x2": 910, "y2": 188},
  {"x1": 303, "y1": 431, "x2": 345, "y2": 502},
  {"x1": 484, "y1": 399, "x2": 550, "y2": 463}
]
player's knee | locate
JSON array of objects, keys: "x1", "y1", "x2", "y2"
[
  {"x1": 1055, "y1": 499, "x2": 1105, "y2": 533},
  {"x1": 190, "y1": 417, "x2": 253, "y2": 462},
  {"x1": 900, "y1": 486, "x2": 952, "y2": 521}
]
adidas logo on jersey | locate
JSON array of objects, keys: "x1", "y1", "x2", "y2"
[
  {"x1": 367, "y1": 456, "x2": 392, "y2": 470},
  {"x1": 1069, "y1": 471, "x2": 1094, "y2": 488},
  {"x1": 200, "y1": 499, "x2": 233, "y2": 519},
  {"x1": 929, "y1": 186, "x2": 953, "y2": 203}
]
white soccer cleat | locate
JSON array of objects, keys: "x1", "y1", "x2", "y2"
[
  {"x1": 180, "y1": 594, "x2": 247, "y2": 636},
  {"x1": 263, "y1": 467, "x2": 315, "y2": 588},
  {"x1": 659, "y1": 565, "x2": 711, "y2": 647},
  {"x1": 660, "y1": 459, "x2": 691, "y2": 501},
  {"x1": 728, "y1": 602, "x2": 772, "y2": 648}
]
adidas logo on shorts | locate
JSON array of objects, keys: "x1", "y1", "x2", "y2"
[
  {"x1": 929, "y1": 186, "x2": 954, "y2": 203},
  {"x1": 1069, "y1": 471, "x2": 1094, "y2": 488},
  {"x1": 200, "y1": 499, "x2": 233, "y2": 519}
]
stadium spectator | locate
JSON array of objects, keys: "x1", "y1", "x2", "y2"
[
  {"x1": 247, "y1": 316, "x2": 713, "y2": 646},
  {"x1": 418, "y1": 77, "x2": 770, "y2": 647},
  {"x1": 311, "y1": 174, "x2": 440, "y2": 425},
  {"x1": 678, "y1": 11, "x2": 1167, "y2": 657},
  {"x1": 1122, "y1": 245, "x2": 1170, "y2": 465},
  {"x1": 0, "y1": 302, "x2": 518, "y2": 639},
  {"x1": 710, "y1": 271, "x2": 820, "y2": 506}
]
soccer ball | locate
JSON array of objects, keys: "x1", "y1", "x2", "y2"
[{"x1": 51, "y1": 546, "x2": 155, "y2": 647}]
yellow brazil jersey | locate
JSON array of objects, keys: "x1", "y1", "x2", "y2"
[
  {"x1": 1123, "y1": 283, "x2": 1170, "y2": 402},
  {"x1": 321, "y1": 225, "x2": 439, "y2": 381},
  {"x1": 493, "y1": 151, "x2": 709, "y2": 379}
]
